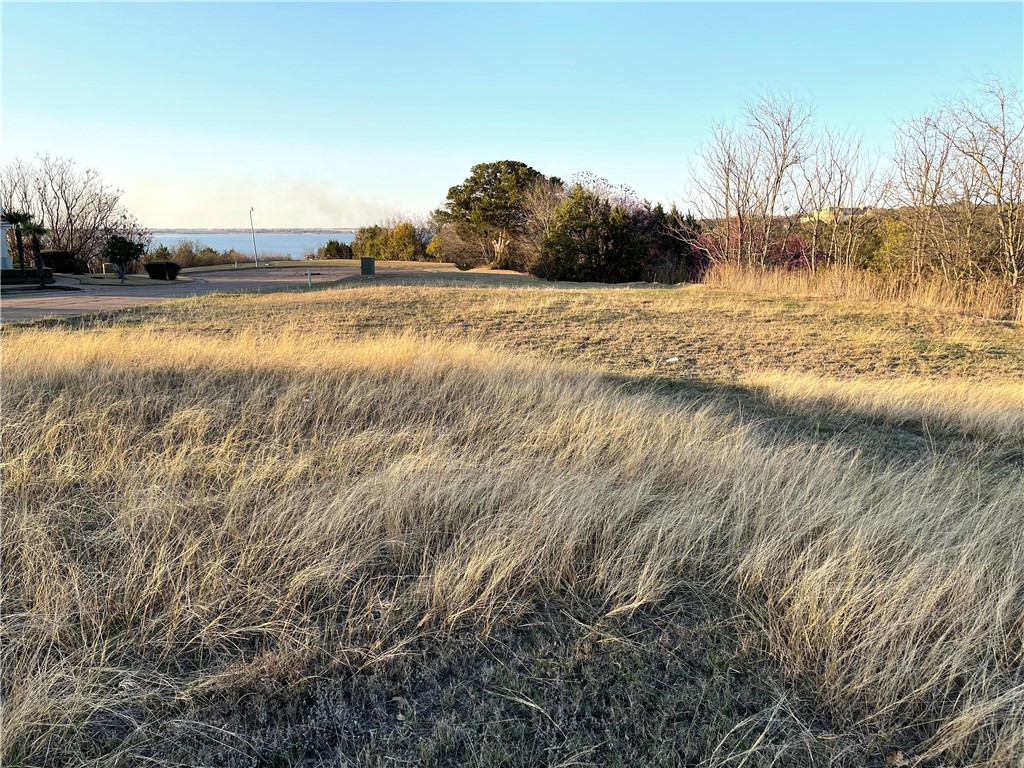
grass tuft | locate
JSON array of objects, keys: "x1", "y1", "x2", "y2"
[{"x1": 2, "y1": 286, "x2": 1022, "y2": 766}]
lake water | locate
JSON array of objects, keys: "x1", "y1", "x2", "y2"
[{"x1": 151, "y1": 231, "x2": 356, "y2": 260}]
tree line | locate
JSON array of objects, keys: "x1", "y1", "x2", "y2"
[
  {"x1": 3, "y1": 78, "x2": 1020, "y2": 292},
  {"x1": 425, "y1": 164, "x2": 701, "y2": 283},
  {"x1": 2, "y1": 154, "x2": 148, "y2": 275},
  {"x1": 360, "y1": 77, "x2": 1021, "y2": 290},
  {"x1": 688, "y1": 79, "x2": 1023, "y2": 287}
]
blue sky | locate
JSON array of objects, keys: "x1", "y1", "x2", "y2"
[{"x1": 3, "y1": 2, "x2": 1022, "y2": 228}]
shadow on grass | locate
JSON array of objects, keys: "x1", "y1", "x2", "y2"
[
  {"x1": 152, "y1": 598, "x2": 850, "y2": 768},
  {"x1": 600, "y1": 370, "x2": 1022, "y2": 473}
]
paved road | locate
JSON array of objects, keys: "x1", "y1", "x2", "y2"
[{"x1": 0, "y1": 264, "x2": 364, "y2": 323}]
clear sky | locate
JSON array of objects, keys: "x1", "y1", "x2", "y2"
[{"x1": 2, "y1": 2, "x2": 1022, "y2": 228}]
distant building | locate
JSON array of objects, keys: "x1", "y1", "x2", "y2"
[{"x1": 800, "y1": 207, "x2": 874, "y2": 224}]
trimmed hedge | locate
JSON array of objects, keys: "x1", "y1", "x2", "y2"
[
  {"x1": 41, "y1": 250, "x2": 78, "y2": 273},
  {"x1": 2, "y1": 268, "x2": 54, "y2": 283},
  {"x1": 144, "y1": 261, "x2": 182, "y2": 281}
]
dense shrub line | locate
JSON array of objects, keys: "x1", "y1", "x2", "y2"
[{"x1": 146, "y1": 240, "x2": 254, "y2": 269}]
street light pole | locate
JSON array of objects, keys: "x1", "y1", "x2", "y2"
[{"x1": 249, "y1": 206, "x2": 259, "y2": 268}]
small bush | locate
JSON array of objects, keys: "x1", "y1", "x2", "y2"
[
  {"x1": 353, "y1": 222, "x2": 430, "y2": 261},
  {"x1": 40, "y1": 250, "x2": 78, "y2": 273},
  {"x1": 315, "y1": 239, "x2": 353, "y2": 260},
  {"x1": 143, "y1": 261, "x2": 182, "y2": 281}
]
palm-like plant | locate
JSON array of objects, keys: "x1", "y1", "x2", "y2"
[
  {"x1": 2, "y1": 210, "x2": 34, "y2": 277},
  {"x1": 21, "y1": 221, "x2": 48, "y2": 288}
]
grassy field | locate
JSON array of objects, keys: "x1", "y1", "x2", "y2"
[
  {"x1": 3, "y1": 279, "x2": 1023, "y2": 766},
  {"x1": 703, "y1": 263, "x2": 1024, "y2": 324}
]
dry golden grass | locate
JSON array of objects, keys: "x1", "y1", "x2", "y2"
[
  {"x1": 44, "y1": 280, "x2": 1024, "y2": 382},
  {"x1": 703, "y1": 263, "x2": 1024, "y2": 324},
  {"x1": 2, "y1": 284, "x2": 1023, "y2": 766}
]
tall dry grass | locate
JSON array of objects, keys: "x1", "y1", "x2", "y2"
[
  {"x1": 2, "y1": 328, "x2": 1023, "y2": 765},
  {"x1": 703, "y1": 263, "x2": 1024, "y2": 323}
]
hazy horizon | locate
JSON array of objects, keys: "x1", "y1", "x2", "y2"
[{"x1": 4, "y1": 2, "x2": 1022, "y2": 229}]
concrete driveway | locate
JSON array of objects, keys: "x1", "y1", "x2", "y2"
[{"x1": 0, "y1": 262, "x2": 440, "y2": 323}]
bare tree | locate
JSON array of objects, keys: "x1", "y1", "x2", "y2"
[
  {"x1": 688, "y1": 93, "x2": 813, "y2": 268},
  {"x1": 684, "y1": 80, "x2": 1019, "y2": 289},
  {"x1": 0, "y1": 154, "x2": 147, "y2": 272},
  {"x1": 941, "y1": 79, "x2": 1024, "y2": 286},
  {"x1": 519, "y1": 177, "x2": 566, "y2": 266},
  {"x1": 798, "y1": 135, "x2": 831, "y2": 271},
  {"x1": 746, "y1": 93, "x2": 813, "y2": 266},
  {"x1": 807, "y1": 128, "x2": 884, "y2": 269},
  {"x1": 934, "y1": 136, "x2": 988, "y2": 281},
  {"x1": 887, "y1": 79, "x2": 1023, "y2": 286},
  {"x1": 891, "y1": 112, "x2": 956, "y2": 280},
  {"x1": 687, "y1": 120, "x2": 759, "y2": 265}
]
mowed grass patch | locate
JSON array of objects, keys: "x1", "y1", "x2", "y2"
[{"x1": 2, "y1": 327, "x2": 1023, "y2": 766}]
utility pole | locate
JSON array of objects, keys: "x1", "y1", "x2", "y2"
[{"x1": 249, "y1": 206, "x2": 259, "y2": 267}]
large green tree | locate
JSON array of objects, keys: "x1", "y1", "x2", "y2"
[
  {"x1": 433, "y1": 160, "x2": 548, "y2": 269},
  {"x1": 351, "y1": 225, "x2": 388, "y2": 260},
  {"x1": 387, "y1": 222, "x2": 420, "y2": 261}
]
